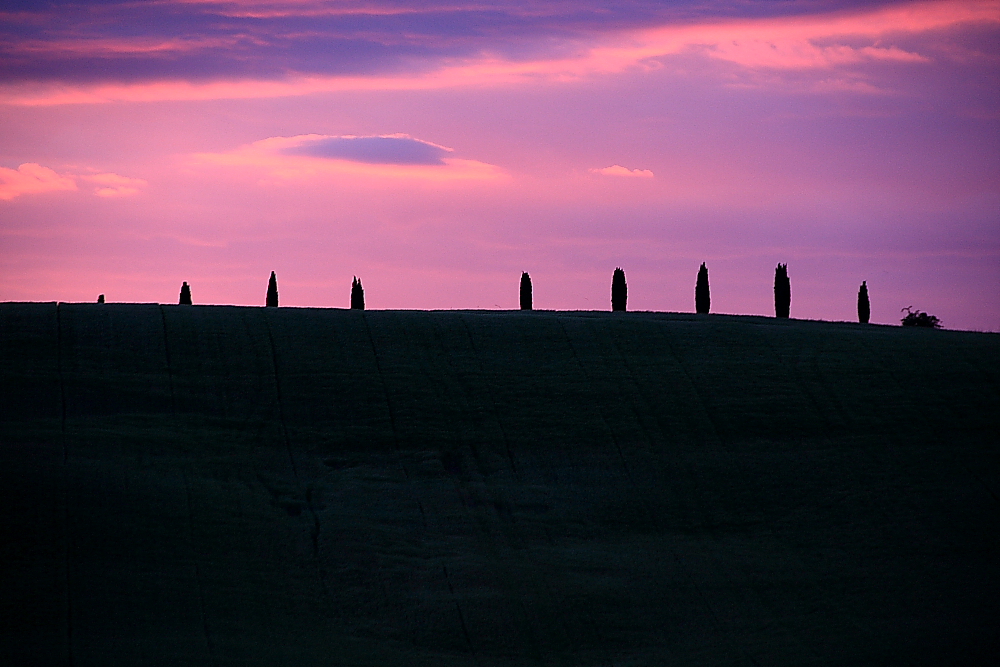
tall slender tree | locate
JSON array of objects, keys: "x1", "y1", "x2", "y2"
[
  {"x1": 611, "y1": 267, "x2": 627, "y2": 312},
  {"x1": 774, "y1": 263, "x2": 790, "y2": 318},
  {"x1": 858, "y1": 280, "x2": 870, "y2": 324},
  {"x1": 520, "y1": 272, "x2": 532, "y2": 310},
  {"x1": 179, "y1": 281, "x2": 192, "y2": 305},
  {"x1": 351, "y1": 276, "x2": 365, "y2": 310},
  {"x1": 266, "y1": 271, "x2": 279, "y2": 307},
  {"x1": 97, "y1": 294, "x2": 104, "y2": 304},
  {"x1": 695, "y1": 263, "x2": 710, "y2": 314}
]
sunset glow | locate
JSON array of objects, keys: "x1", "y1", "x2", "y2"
[{"x1": 1, "y1": 0, "x2": 997, "y2": 329}]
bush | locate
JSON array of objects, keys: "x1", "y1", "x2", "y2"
[{"x1": 901, "y1": 307, "x2": 941, "y2": 328}]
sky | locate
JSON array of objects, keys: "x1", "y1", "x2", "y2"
[{"x1": 1, "y1": 0, "x2": 997, "y2": 330}]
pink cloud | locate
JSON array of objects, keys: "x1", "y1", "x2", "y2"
[
  {"x1": 0, "y1": 164, "x2": 146, "y2": 200},
  {"x1": 80, "y1": 172, "x2": 149, "y2": 197},
  {"x1": 590, "y1": 165, "x2": 654, "y2": 178},
  {"x1": 0, "y1": 163, "x2": 77, "y2": 200}
]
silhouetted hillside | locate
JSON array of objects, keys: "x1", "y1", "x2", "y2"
[{"x1": 2, "y1": 303, "x2": 998, "y2": 666}]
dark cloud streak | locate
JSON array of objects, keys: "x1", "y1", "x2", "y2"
[
  {"x1": 0, "y1": 0, "x2": 914, "y2": 84},
  {"x1": 284, "y1": 136, "x2": 451, "y2": 165}
]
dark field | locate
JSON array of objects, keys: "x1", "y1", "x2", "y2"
[{"x1": 1, "y1": 302, "x2": 998, "y2": 666}]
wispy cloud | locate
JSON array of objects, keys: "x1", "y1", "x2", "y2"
[
  {"x1": 0, "y1": 163, "x2": 145, "y2": 200},
  {"x1": 0, "y1": 163, "x2": 76, "y2": 200},
  {"x1": 590, "y1": 165, "x2": 654, "y2": 178},
  {"x1": 1, "y1": 0, "x2": 994, "y2": 104},
  {"x1": 81, "y1": 172, "x2": 149, "y2": 197}
]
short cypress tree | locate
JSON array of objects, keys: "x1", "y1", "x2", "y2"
[
  {"x1": 266, "y1": 271, "x2": 279, "y2": 307},
  {"x1": 97, "y1": 294, "x2": 104, "y2": 304},
  {"x1": 774, "y1": 263, "x2": 790, "y2": 318},
  {"x1": 858, "y1": 281, "x2": 870, "y2": 324},
  {"x1": 520, "y1": 272, "x2": 532, "y2": 310},
  {"x1": 695, "y1": 262, "x2": 710, "y2": 314},
  {"x1": 351, "y1": 276, "x2": 365, "y2": 310},
  {"x1": 179, "y1": 281, "x2": 192, "y2": 305},
  {"x1": 611, "y1": 267, "x2": 627, "y2": 312}
]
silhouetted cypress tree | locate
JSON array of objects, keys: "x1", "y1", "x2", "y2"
[
  {"x1": 266, "y1": 271, "x2": 278, "y2": 307},
  {"x1": 611, "y1": 267, "x2": 627, "y2": 312},
  {"x1": 695, "y1": 262, "x2": 710, "y2": 314},
  {"x1": 179, "y1": 281, "x2": 192, "y2": 305},
  {"x1": 351, "y1": 276, "x2": 365, "y2": 310},
  {"x1": 97, "y1": 294, "x2": 104, "y2": 304},
  {"x1": 858, "y1": 280, "x2": 870, "y2": 324},
  {"x1": 774, "y1": 263, "x2": 790, "y2": 318},
  {"x1": 520, "y1": 272, "x2": 532, "y2": 310}
]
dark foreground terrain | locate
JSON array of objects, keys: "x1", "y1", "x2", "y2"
[{"x1": 1, "y1": 303, "x2": 998, "y2": 666}]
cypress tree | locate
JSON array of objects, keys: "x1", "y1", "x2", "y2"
[
  {"x1": 97, "y1": 294, "x2": 104, "y2": 304},
  {"x1": 520, "y1": 272, "x2": 532, "y2": 310},
  {"x1": 351, "y1": 276, "x2": 365, "y2": 310},
  {"x1": 611, "y1": 267, "x2": 627, "y2": 312},
  {"x1": 179, "y1": 282, "x2": 192, "y2": 305},
  {"x1": 858, "y1": 280, "x2": 870, "y2": 324},
  {"x1": 266, "y1": 271, "x2": 279, "y2": 307},
  {"x1": 774, "y1": 263, "x2": 790, "y2": 318},
  {"x1": 695, "y1": 262, "x2": 710, "y2": 314}
]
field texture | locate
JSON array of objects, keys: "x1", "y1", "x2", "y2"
[{"x1": 1, "y1": 303, "x2": 998, "y2": 666}]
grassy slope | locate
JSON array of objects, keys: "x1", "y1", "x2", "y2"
[{"x1": 1, "y1": 303, "x2": 998, "y2": 666}]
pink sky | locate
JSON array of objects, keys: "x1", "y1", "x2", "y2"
[{"x1": 1, "y1": 0, "x2": 998, "y2": 330}]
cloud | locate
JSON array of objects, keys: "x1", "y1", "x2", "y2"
[
  {"x1": 0, "y1": 163, "x2": 145, "y2": 200},
  {"x1": 193, "y1": 134, "x2": 505, "y2": 181},
  {"x1": 283, "y1": 134, "x2": 453, "y2": 165},
  {"x1": 591, "y1": 165, "x2": 654, "y2": 178},
  {"x1": 1, "y1": 0, "x2": 995, "y2": 104},
  {"x1": 80, "y1": 172, "x2": 149, "y2": 197},
  {"x1": 0, "y1": 163, "x2": 77, "y2": 200}
]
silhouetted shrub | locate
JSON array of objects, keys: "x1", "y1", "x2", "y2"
[
  {"x1": 97, "y1": 294, "x2": 104, "y2": 304},
  {"x1": 901, "y1": 307, "x2": 940, "y2": 328},
  {"x1": 351, "y1": 276, "x2": 365, "y2": 310},
  {"x1": 179, "y1": 282, "x2": 192, "y2": 305},
  {"x1": 858, "y1": 281, "x2": 870, "y2": 324},
  {"x1": 695, "y1": 263, "x2": 710, "y2": 314},
  {"x1": 266, "y1": 272, "x2": 279, "y2": 307},
  {"x1": 612, "y1": 267, "x2": 627, "y2": 312},
  {"x1": 520, "y1": 272, "x2": 532, "y2": 310},
  {"x1": 774, "y1": 263, "x2": 790, "y2": 318}
]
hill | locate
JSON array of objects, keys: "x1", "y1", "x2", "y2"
[{"x1": 1, "y1": 303, "x2": 998, "y2": 666}]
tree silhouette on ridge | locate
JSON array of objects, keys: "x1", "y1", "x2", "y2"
[
  {"x1": 612, "y1": 268, "x2": 627, "y2": 312},
  {"x1": 179, "y1": 282, "x2": 192, "y2": 305},
  {"x1": 351, "y1": 277, "x2": 365, "y2": 310},
  {"x1": 520, "y1": 272, "x2": 532, "y2": 310},
  {"x1": 858, "y1": 281, "x2": 870, "y2": 324},
  {"x1": 695, "y1": 263, "x2": 710, "y2": 314},
  {"x1": 774, "y1": 264, "x2": 790, "y2": 318},
  {"x1": 266, "y1": 272, "x2": 278, "y2": 307}
]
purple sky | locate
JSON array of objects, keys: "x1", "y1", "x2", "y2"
[{"x1": 1, "y1": 0, "x2": 998, "y2": 330}]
